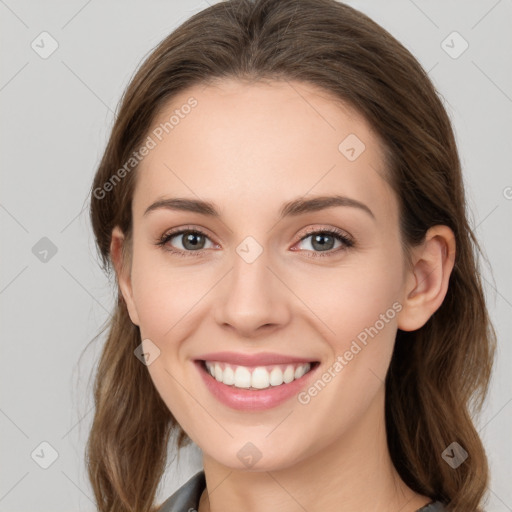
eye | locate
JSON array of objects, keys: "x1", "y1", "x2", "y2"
[
  {"x1": 156, "y1": 227, "x2": 216, "y2": 257},
  {"x1": 156, "y1": 226, "x2": 354, "y2": 258},
  {"x1": 293, "y1": 227, "x2": 354, "y2": 257}
]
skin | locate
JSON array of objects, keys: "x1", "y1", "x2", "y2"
[{"x1": 110, "y1": 78, "x2": 456, "y2": 512}]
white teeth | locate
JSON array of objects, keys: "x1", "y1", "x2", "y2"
[
  {"x1": 294, "y1": 365, "x2": 306, "y2": 379},
  {"x1": 283, "y1": 365, "x2": 295, "y2": 383},
  {"x1": 234, "y1": 366, "x2": 251, "y2": 388},
  {"x1": 251, "y1": 367, "x2": 270, "y2": 389},
  {"x1": 223, "y1": 365, "x2": 235, "y2": 385},
  {"x1": 204, "y1": 361, "x2": 312, "y2": 390},
  {"x1": 269, "y1": 367, "x2": 283, "y2": 386},
  {"x1": 214, "y1": 364, "x2": 223, "y2": 382}
]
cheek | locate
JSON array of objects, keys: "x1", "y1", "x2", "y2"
[
  {"x1": 289, "y1": 248, "x2": 404, "y2": 399},
  {"x1": 291, "y1": 253, "x2": 403, "y2": 346},
  {"x1": 129, "y1": 250, "x2": 203, "y2": 338},
  {"x1": 289, "y1": 266, "x2": 402, "y2": 444}
]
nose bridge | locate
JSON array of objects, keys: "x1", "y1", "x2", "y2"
[{"x1": 214, "y1": 233, "x2": 290, "y2": 334}]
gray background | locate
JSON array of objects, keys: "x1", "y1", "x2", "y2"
[{"x1": 1, "y1": 0, "x2": 511, "y2": 510}]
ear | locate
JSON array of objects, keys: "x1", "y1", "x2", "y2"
[
  {"x1": 110, "y1": 226, "x2": 140, "y2": 326},
  {"x1": 396, "y1": 225, "x2": 456, "y2": 332}
]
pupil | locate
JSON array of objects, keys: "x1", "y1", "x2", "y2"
[
  {"x1": 313, "y1": 234, "x2": 333, "y2": 251},
  {"x1": 184, "y1": 232, "x2": 203, "y2": 249}
]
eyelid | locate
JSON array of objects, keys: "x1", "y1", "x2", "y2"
[{"x1": 297, "y1": 225, "x2": 353, "y2": 243}]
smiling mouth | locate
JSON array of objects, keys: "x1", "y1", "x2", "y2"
[{"x1": 199, "y1": 360, "x2": 320, "y2": 390}]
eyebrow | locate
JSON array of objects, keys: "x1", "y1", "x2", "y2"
[{"x1": 143, "y1": 194, "x2": 375, "y2": 220}]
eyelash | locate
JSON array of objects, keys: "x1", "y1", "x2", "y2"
[{"x1": 156, "y1": 225, "x2": 354, "y2": 259}]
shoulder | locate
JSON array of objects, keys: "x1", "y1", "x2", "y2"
[{"x1": 155, "y1": 471, "x2": 206, "y2": 512}]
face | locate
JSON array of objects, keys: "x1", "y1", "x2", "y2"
[{"x1": 116, "y1": 78, "x2": 412, "y2": 471}]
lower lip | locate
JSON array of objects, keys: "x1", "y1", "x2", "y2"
[{"x1": 195, "y1": 361, "x2": 319, "y2": 411}]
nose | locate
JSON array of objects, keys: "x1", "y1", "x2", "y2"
[{"x1": 213, "y1": 244, "x2": 292, "y2": 338}]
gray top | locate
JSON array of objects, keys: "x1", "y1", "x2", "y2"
[{"x1": 156, "y1": 471, "x2": 446, "y2": 512}]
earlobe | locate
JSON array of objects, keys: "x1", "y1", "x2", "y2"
[
  {"x1": 110, "y1": 226, "x2": 140, "y2": 326},
  {"x1": 397, "y1": 225, "x2": 456, "y2": 332}
]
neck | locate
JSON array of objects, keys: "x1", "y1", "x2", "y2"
[{"x1": 198, "y1": 386, "x2": 432, "y2": 512}]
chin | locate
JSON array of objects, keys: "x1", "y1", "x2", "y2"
[{"x1": 202, "y1": 440, "x2": 309, "y2": 473}]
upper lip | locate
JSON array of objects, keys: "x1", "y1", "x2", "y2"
[{"x1": 196, "y1": 351, "x2": 317, "y2": 366}]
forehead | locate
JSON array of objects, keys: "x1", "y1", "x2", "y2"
[{"x1": 132, "y1": 78, "x2": 394, "y2": 220}]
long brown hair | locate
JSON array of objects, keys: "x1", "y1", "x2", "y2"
[{"x1": 86, "y1": 0, "x2": 497, "y2": 510}]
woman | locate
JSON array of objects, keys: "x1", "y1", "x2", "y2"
[{"x1": 86, "y1": 1, "x2": 496, "y2": 511}]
